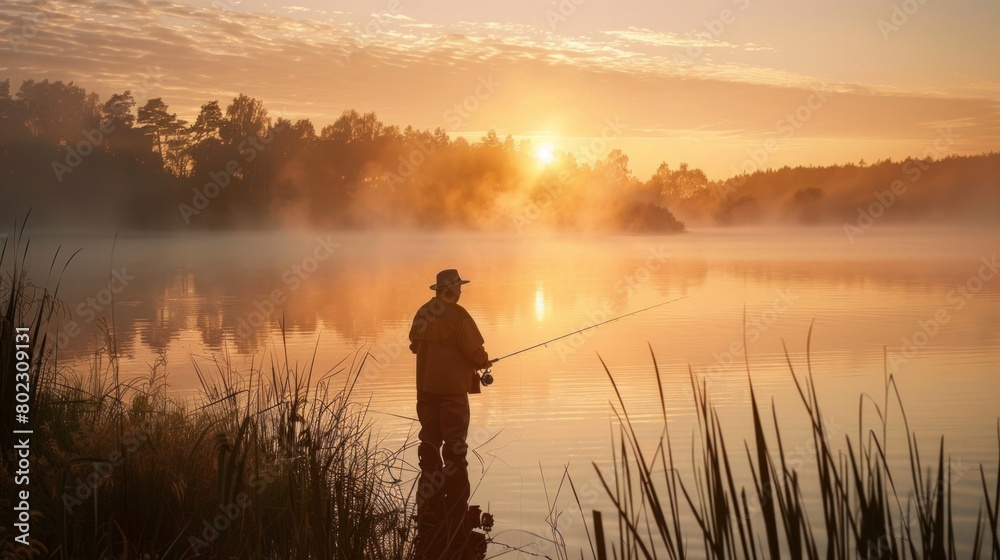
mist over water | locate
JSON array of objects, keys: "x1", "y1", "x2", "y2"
[
  {"x1": 17, "y1": 224, "x2": 998, "y2": 555},
  {"x1": 4, "y1": 7, "x2": 999, "y2": 555}
]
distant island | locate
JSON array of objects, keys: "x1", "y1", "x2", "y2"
[{"x1": 1, "y1": 78, "x2": 997, "y2": 233}]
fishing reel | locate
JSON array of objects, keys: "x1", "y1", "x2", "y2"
[
  {"x1": 479, "y1": 366, "x2": 493, "y2": 387},
  {"x1": 478, "y1": 359, "x2": 498, "y2": 387},
  {"x1": 467, "y1": 505, "x2": 494, "y2": 532}
]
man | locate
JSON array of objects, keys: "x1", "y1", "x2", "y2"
[{"x1": 409, "y1": 269, "x2": 490, "y2": 558}]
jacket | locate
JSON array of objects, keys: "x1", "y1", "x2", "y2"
[{"x1": 409, "y1": 297, "x2": 489, "y2": 395}]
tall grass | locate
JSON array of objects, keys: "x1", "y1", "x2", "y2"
[
  {"x1": 0, "y1": 231, "x2": 417, "y2": 559},
  {"x1": 1, "y1": 220, "x2": 80, "y2": 554},
  {"x1": 6, "y1": 225, "x2": 999, "y2": 560},
  {"x1": 584, "y1": 332, "x2": 1000, "y2": 560}
]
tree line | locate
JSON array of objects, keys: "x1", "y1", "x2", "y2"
[{"x1": 1, "y1": 77, "x2": 996, "y2": 232}]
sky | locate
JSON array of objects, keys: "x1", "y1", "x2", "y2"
[{"x1": 1, "y1": 0, "x2": 998, "y2": 178}]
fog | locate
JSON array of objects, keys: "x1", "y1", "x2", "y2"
[{"x1": 2, "y1": 78, "x2": 997, "y2": 235}]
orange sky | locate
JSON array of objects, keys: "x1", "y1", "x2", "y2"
[{"x1": 1, "y1": 0, "x2": 998, "y2": 178}]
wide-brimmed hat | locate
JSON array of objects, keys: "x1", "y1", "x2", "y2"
[{"x1": 430, "y1": 269, "x2": 471, "y2": 290}]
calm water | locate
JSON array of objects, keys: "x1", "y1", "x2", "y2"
[{"x1": 22, "y1": 226, "x2": 1000, "y2": 556}]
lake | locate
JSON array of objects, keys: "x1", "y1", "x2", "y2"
[{"x1": 20, "y1": 226, "x2": 1000, "y2": 557}]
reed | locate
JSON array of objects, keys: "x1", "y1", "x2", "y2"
[
  {"x1": 6, "y1": 225, "x2": 998, "y2": 559},
  {"x1": 582, "y1": 331, "x2": 1000, "y2": 560},
  {"x1": 0, "y1": 230, "x2": 416, "y2": 559}
]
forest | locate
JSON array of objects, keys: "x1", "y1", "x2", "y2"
[{"x1": 1, "y1": 78, "x2": 997, "y2": 232}]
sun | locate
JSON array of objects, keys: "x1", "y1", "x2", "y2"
[{"x1": 534, "y1": 143, "x2": 557, "y2": 166}]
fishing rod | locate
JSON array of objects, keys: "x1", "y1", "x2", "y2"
[{"x1": 478, "y1": 295, "x2": 689, "y2": 386}]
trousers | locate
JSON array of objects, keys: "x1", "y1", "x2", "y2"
[{"x1": 416, "y1": 390, "x2": 471, "y2": 558}]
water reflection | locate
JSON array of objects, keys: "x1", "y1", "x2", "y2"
[
  {"x1": 19, "y1": 227, "x2": 1000, "y2": 557},
  {"x1": 534, "y1": 283, "x2": 546, "y2": 322},
  {"x1": 31, "y1": 230, "x2": 998, "y2": 376}
]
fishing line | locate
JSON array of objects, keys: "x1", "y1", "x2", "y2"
[{"x1": 477, "y1": 295, "x2": 689, "y2": 384}]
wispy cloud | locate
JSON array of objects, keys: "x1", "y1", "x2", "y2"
[
  {"x1": 2, "y1": 0, "x2": 997, "y2": 176},
  {"x1": 603, "y1": 27, "x2": 766, "y2": 51}
]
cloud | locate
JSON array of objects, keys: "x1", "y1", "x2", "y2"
[
  {"x1": 1, "y1": 0, "x2": 998, "y2": 177},
  {"x1": 603, "y1": 27, "x2": 765, "y2": 51}
]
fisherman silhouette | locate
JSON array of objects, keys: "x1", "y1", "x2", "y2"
[{"x1": 409, "y1": 269, "x2": 491, "y2": 559}]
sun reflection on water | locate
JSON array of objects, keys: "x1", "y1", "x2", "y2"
[{"x1": 534, "y1": 284, "x2": 545, "y2": 321}]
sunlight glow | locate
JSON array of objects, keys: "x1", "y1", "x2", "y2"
[
  {"x1": 534, "y1": 286, "x2": 546, "y2": 321},
  {"x1": 534, "y1": 143, "x2": 557, "y2": 166}
]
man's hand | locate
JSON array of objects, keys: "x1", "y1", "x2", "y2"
[{"x1": 478, "y1": 358, "x2": 496, "y2": 371}]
